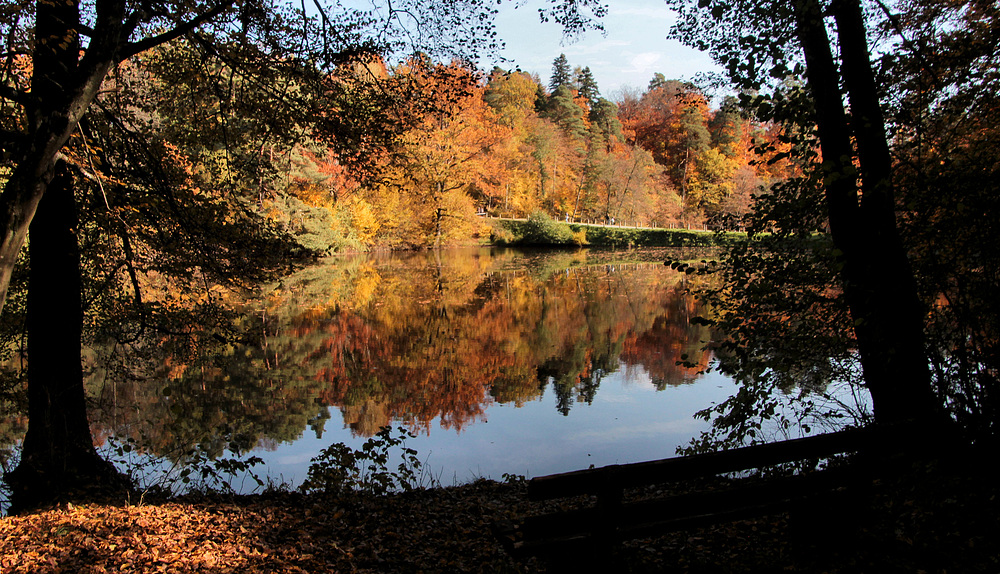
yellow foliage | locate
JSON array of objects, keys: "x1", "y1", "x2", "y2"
[
  {"x1": 350, "y1": 264, "x2": 382, "y2": 308},
  {"x1": 347, "y1": 196, "x2": 380, "y2": 244}
]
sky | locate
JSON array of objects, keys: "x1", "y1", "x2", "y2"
[{"x1": 489, "y1": 0, "x2": 720, "y2": 99}]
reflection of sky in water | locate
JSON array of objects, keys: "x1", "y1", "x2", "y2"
[
  {"x1": 1, "y1": 247, "x2": 871, "y2": 509},
  {"x1": 252, "y1": 364, "x2": 737, "y2": 487}
]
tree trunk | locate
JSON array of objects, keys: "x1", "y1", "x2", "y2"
[
  {"x1": 0, "y1": 0, "x2": 118, "y2": 316},
  {"x1": 793, "y1": 0, "x2": 940, "y2": 425},
  {"x1": 830, "y1": 0, "x2": 940, "y2": 423},
  {"x1": 4, "y1": 164, "x2": 131, "y2": 513},
  {"x1": 0, "y1": 158, "x2": 52, "y2": 316}
]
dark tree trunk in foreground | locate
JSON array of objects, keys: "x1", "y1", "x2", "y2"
[
  {"x1": 793, "y1": 0, "x2": 941, "y2": 425},
  {"x1": 0, "y1": 0, "x2": 234, "y2": 316},
  {"x1": 0, "y1": 0, "x2": 236, "y2": 511},
  {"x1": 4, "y1": 164, "x2": 131, "y2": 513}
]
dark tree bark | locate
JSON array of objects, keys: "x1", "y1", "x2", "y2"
[
  {"x1": 4, "y1": 164, "x2": 132, "y2": 513},
  {"x1": 793, "y1": 0, "x2": 940, "y2": 425},
  {"x1": 0, "y1": 0, "x2": 237, "y2": 512},
  {"x1": 0, "y1": 0, "x2": 235, "y2": 316}
]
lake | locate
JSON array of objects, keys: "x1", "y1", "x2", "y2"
[{"x1": 6, "y1": 246, "x2": 741, "y2": 495}]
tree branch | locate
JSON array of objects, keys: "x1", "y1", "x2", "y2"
[
  {"x1": 74, "y1": 22, "x2": 96, "y2": 37},
  {"x1": 120, "y1": 0, "x2": 237, "y2": 61}
]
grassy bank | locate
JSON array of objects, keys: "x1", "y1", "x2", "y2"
[{"x1": 489, "y1": 213, "x2": 744, "y2": 248}]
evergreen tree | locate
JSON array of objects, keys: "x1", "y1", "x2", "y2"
[
  {"x1": 543, "y1": 85, "x2": 588, "y2": 141},
  {"x1": 680, "y1": 106, "x2": 711, "y2": 152},
  {"x1": 534, "y1": 83, "x2": 549, "y2": 114},
  {"x1": 589, "y1": 98, "x2": 622, "y2": 149},
  {"x1": 549, "y1": 53, "x2": 572, "y2": 91},
  {"x1": 708, "y1": 96, "x2": 743, "y2": 157},
  {"x1": 576, "y1": 66, "x2": 600, "y2": 105},
  {"x1": 648, "y1": 72, "x2": 668, "y2": 91}
]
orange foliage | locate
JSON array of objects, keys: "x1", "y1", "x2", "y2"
[{"x1": 257, "y1": 255, "x2": 711, "y2": 436}]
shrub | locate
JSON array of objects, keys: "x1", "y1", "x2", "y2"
[
  {"x1": 522, "y1": 211, "x2": 571, "y2": 244},
  {"x1": 299, "y1": 426, "x2": 428, "y2": 497},
  {"x1": 519, "y1": 211, "x2": 578, "y2": 245},
  {"x1": 489, "y1": 222, "x2": 516, "y2": 245}
]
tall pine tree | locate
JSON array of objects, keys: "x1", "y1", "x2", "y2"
[
  {"x1": 549, "y1": 53, "x2": 572, "y2": 91},
  {"x1": 576, "y1": 66, "x2": 599, "y2": 105}
]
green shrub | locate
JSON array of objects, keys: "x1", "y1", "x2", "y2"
[
  {"x1": 581, "y1": 226, "x2": 740, "y2": 248},
  {"x1": 299, "y1": 426, "x2": 429, "y2": 497},
  {"x1": 489, "y1": 215, "x2": 744, "y2": 247},
  {"x1": 521, "y1": 210, "x2": 576, "y2": 245},
  {"x1": 489, "y1": 222, "x2": 516, "y2": 245}
]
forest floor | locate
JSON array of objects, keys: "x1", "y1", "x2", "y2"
[{"x1": 1, "y1": 453, "x2": 997, "y2": 574}]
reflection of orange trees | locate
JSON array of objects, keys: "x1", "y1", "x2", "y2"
[
  {"x1": 262, "y1": 253, "x2": 715, "y2": 436},
  {"x1": 341, "y1": 400, "x2": 391, "y2": 438},
  {"x1": 621, "y1": 281, "x2": 713, "y2": 389}
]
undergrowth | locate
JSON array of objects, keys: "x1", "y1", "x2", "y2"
[{"x1": 299, "y1": 426, "x2": 434, "y2": 496}]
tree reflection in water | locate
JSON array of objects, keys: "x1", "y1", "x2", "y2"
[
  {"x1": 1, "y1": 247, "x2": 723, "y2": 484},
  {"x1": 260, "y1": 248, "x2": 715, "y2": 435}
]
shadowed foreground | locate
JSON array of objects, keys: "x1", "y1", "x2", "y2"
[{"x1": 1, "y1": 455, "x2": 997, "y2": 573}]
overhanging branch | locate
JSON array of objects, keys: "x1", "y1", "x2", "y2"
[{"x1": 120, "y1": 0, "x2": 237, "y2": 61}]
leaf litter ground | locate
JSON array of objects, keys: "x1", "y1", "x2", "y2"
[{"x1": 1, "y1": 456, "x2": 997, "y2": 573}]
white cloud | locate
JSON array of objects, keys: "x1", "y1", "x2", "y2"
[
  {"x1": 275, "y1": 452, "x2": 316, "y2": 465},
  {"x1": 609, "y1": 5, "x2": 676, "y2": 20},
  {"x1": 624, "y1": 52, "x2": 663, "y2": 74},
  {"x1": 563, "y1": 38, "x2": 632, "y2": 57}
]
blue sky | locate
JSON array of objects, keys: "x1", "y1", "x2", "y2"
[{"x1": 490, "y1": 0, "x2": 719, "y2": 98}]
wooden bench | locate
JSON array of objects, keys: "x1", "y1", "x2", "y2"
[{"x1": 494, "y1": 427, "x2": 882, "y2": 561}]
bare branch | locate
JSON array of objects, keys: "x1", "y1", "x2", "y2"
[
  {"x1": 121, "y1": 0, "x2": 237, "y2": 61},
  {"x1": 75, "y1": 22, "x2": 97, "y2": 37}
]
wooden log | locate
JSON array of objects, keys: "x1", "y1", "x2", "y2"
[
  {"x1": 511, "y1": 467, "x2": 860, "y2": 558},
  {"x1": 528, "y1": 427, "x2": 872, "y2": 501}
]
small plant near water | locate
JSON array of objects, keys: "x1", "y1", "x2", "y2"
[
  {"x1": 103, "y1": 435, "x2": 266, "y2": 500},
  {"x1": 300, "y1": 426, "x2": 430, "y2": 496},
  {"x1": 500, "y1": 472, "x2": 526, "y2": 486}
]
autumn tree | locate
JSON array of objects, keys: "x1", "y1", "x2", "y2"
[
  {"x1": 667, "y1": 0, "x2": 946, "y2": 429},
  {"x1": 378, "y1": 60, "x2": 511, "y2": 247},
  {"x1": 527, "y1": 114, "x2": 584, "y2": 215},
  {"x1": 484, "y1": 67, "x2": 539, "y2": 130},
  {"x1": 483, "y1": 69, "x2": 545, "y2": 215},
  {"x1": 618, "y1": 78, "x2": 715, "y2": 223},
  {"x1": 0, "y1": 0, "x2": 606, "y2": 512}
]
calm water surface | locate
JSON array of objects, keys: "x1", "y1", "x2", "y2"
[
  {"x1": 3, "y1": 247, "x2": 739, "y2": 494},
  {"x1": 236, "y1": 246, "x2": 735, "y2": 485}
]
